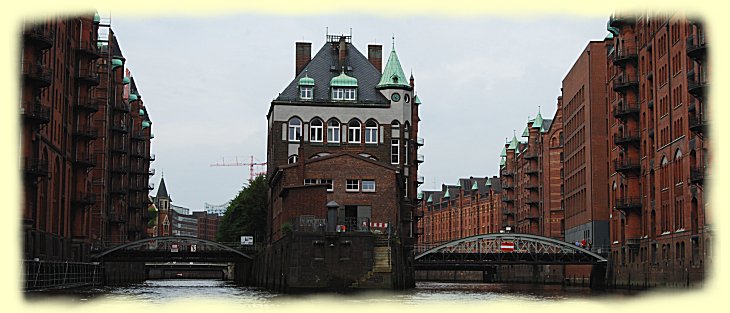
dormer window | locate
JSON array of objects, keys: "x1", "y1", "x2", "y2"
[
  {"x1": 298, "y1": 71, "x2": 315, "y2": 100},
  {"x1": 330, "y1": 70, "x2": 358, "y2": 101}
]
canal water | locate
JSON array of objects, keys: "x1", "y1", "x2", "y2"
[{"x1": 26, "y1": 279, "x2": 642, "y2": 306}]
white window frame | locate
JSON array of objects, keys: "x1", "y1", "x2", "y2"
[
  {"x1": 304, "y1": 178, "x2": 318, "y2": 185},
  {"x1": 365, "y1": 120, "x2": 378, "y2": 144},
  {"x1": 322, "y1": 179, "x2": 334, "y2": 192},
  {"x1": 288, "y1": 155, "x2": 298, "y2": 164},
  {"x1": 299, "y1": 86, "x2": 313, "y2": 100},
  {"x1": 348, "y1": 120, "x2": 361, "y2": 144},
  {"x1": 331, "y1": 88, "x2": 344, "y2": 100},
  {"x1": 310, "y1": 118, "x2": 323, "y2": 143},
  {"x1": 362, "y1": 180, "x2": 376, "y2": 192},
  {"x1": 391, "y1": 139, "x2": 400, "y2": 164},
  {"x1": 346, "y1": 179, "x2": 359, "y2": 192},
  {"x1": 344, "y1": 88, "x2": 357, "y2": 100},
  {"x1": 327, "y1": 120, "x2": 340, "y2": 143},
  {"x1": 288, "y1": 118, "x2": 302, "y2": 142}
]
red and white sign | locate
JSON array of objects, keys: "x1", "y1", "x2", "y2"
[
  {"x1": 367, "y1": 222, "x2": 389, "y2": 228},
  {"x1": 500, "y1": 242, "x2": 515, "y2": 252},
  {"x1": 171, "y1": 244, "x2": 179, "y2": 253}
]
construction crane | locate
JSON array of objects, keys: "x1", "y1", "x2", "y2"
[{"x1": 210, "y1": 155, "x2": 267, "y2": 181}]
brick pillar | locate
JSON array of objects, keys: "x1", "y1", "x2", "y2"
[{"x1": 295, "y1": 42, "x2": 311, "y2": 77}]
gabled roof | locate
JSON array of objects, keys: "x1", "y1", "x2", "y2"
[
  {"x1": 507, "y1": 134, "x2": 519, "y2": 150},
  {"x1": 377, "y1": 49, "x2": 410, "y2": 89},
  {"x1": 275, "y1": 42, "x2": 388, "y2": 104},
  {"x1": 532, "y1": 110, "x2": 544, "y2": 129}
]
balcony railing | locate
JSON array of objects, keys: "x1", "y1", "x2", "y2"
[
  {"x1": 416, "y1": 154, "x2": 424, "y2": 163},
  {"x1": 21, "y1": 62, "x2": 52, "y2": 87},
  {"x1": 688, "y1": 114, "x2": 707, "y2": 135},
  {"x1": 75, "y1": 97, "x2": 100, "y2": 112},
  {"x1": 608, "y1": 14, "x2": 636, "y2": 28},
  {"x1": 113, "y1": 102, "x2": 131, "y2": 112},
  {"x1": 686, "y1": 34, "x2": 707, "y2": 60},
  {"x1": 523, "y1": 151, "x2": 538, "y2": 160},
  {"x1": 615, "y1": 197, "x2": 642, "y2": 211},
  {"x1": 110, "y1": 144, "x2": 127, "y2": 154},
  {"x1": 690, "y1": 166, "x2": 705, "y2": 184},
  {"x1": 526, "y1": 197, "x2": 540, "y2": 205},
  {"x1": 525, "y1": 166, "x2": 540, "y2": 175},
  {"x1": 416, "y1": 137, "x2": 424, "y2": 147},
  {"x1": 73, "y1": 153, "x2": 96, "y2": 168},
  {"x1": 501, "y1": 195, "x2": 514, "y2": 203},
  {"x1": 612, "y1": 46, "x2": 638, "y2": 65},
  {"x1": 76, "y1": 66, "x2": 100, "y2": 86},
  {"x1": 612, "y1": 74, "x2": 639, "y2": 92},
  {"x1": 21, "y1": 99, "x2": 50, "y2": 124},
  {"x1": 76, "y1": 38, "x2": 99, "y2": 57},
  {"x1": 72, "y1": 193, "x2": 96, "y2": 205},
  {"x1": 110, "y1": 123, "x2": 128, "y2": 133},
  {"x1": 502, "y1": 209, "x2": 514, "y2": 216},
  {"x1": 23, "y1": 26, "x2": 55, "y2": 49},
  {"x1": 614, "y1": 130, "x2": 641, "y2": 146},
  {"x1": 148, "y1": 183, "x2": 155, "y2": 190},
  {"x1": 501, "y1": 183, "x2": 513, "y2": 189},
  {"x1": 614, "y1": 159, "x2": 641, "y2": 174},
  {"x1": 613, "y1": 101, "x2": 640, "y2": 119},
  {"x1": 23, "y1": 158, "x2": 48, "y2": 178},
  {"x1": 687, "y1": 69, "x2": 707, "y2": 99},
  {"x1": 148, "y1": 168, "x2": 156, "y2": 176},
  {"x1": 148, "y1": 154, "x2": 156, "y2": 162},
  {"x1": 131, "y1": 131, "x2": 148, "y2": 141},
  {"x1": 73, "y1": 126, "x2": 98, "y2": 140},
  {"x1": 416, "y1": 175, "x2": 424, "y2": 184}
]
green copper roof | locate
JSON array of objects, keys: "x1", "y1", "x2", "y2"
[
  {"x1": 521, "y1": 125, "x2": 530, "y2": 137},
  {"x1": 142, "y1": 120, "x2": 151, "y2": 128},
  {"x1": 500, "y1": 146, "x2": 507, "y2": 157},
  {"x1": 500, "y1": 157, "x2": 505, "y2": 167},
  {"x1": 414, "y1": 95, "x2": 422, "y2": 105},
  {"x1": 298, "y1": 73, "x2": 315, "y2": 86},
  {"x1": 471, "y1": 181, "x2": 479, "y2": 190},
  {"x1": 507, "y1": 134, "x2": 519, "y2": 150},
  {"x1": 122, "y1": 77, "x2": 130, "y2": 85},
  {"x1": 139, "y1": 108, "x2": 145, "y2": 115},
  {"x1": 486, "y1": 177, "x2": 492, "y2": 187},
  {"x1": 128, "y1": 93, "x2": 138, "y2": 102},
  {"x1": 377, "y1": 49, "x2": 410, "y2": 89},
  {"x1": 93, "y1": 12, "x2": 100, "y2": 24},
  {"x1": 532, "y1": 110, "x2": 544, "y2": 129},
  {"x1": 417, "y1": 191, "x2": 423, "y2": 200},
  {"x1": 426, "y1": 194, "x2": 433, "y2": 203},
  {"x1": 111, "y1": 58, "x2": 123, "y2": 69},
  {"x1": 443, "y1": 189, "x2": 450, "y2": 198},
  {"x1": 330, "y1": 71, "x2": 358, "y2": 87}
]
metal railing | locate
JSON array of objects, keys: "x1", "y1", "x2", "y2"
[
  {"x1": 21, "y1": 62, "x2": 52, "y2": 86},
  {"x1": 612, "y1": 74, "x2": 639, "y2": 92},
  {"x1": 614, "y1": 130, "x2": 641, "y2": 146},
  {"x1": 23, "y1": 158, "x2": 48, "y2": 177},
  {"x1": 21, "y1": 99, "x2": 50, "y2": 123},
  {"x1": 24, "y1": 260, "x2": 102, "y2": 291},
  {"x1": 615, "y1": 197, "x2": 642, "y2": 210}
]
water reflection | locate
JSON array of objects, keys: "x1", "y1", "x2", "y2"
[{"x1": 26, "y1": 279, "x2": 639, "y2": 305}]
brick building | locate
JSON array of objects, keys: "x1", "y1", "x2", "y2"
[
  {"x1": 260, "y1": 34, "x2": 423, "y2": 290},
  {"x1": 607, "y1": 12, "x2": 709, "y2": 286},
  {"x1": 20, "y1": 14, "x2": 154, "y2": 263},
  {"x1": 192, "y1": 211, "x2": 220, "y2": 241}
]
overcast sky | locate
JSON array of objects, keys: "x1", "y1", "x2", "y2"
[{"x1": 109, "y1": 13, "x2": 610, "y2": 210}]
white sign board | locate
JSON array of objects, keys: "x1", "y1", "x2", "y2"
[
  {"x1": 171, "y1": 244, "x2": 179, "y2": 253},
  {"x1": 240, "y1": 236, "x2": 254, "y2": 246},
  {"x1": 190, "y1": 244, "x2": 197, "y2": 252}
]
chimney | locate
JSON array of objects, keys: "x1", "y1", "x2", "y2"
[
  {"x1": 368, "y1": 44, "x2": 382, "y2": 72},
  {"x1": 338, "y1": 36, "x2": 347, "y2": 70},
  {"x1": 295, "y1": 42, "x2": 311, "y2": 77}
]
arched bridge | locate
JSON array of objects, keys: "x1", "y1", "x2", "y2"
[
  {"x1": 92, "y1": 236, "x2": 254, "y2": 263},
  {"x1": 415, "y1": 233, "x2": 607, "y2": 271}
]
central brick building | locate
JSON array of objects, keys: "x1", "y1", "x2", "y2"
[{"x1": 260, "y1": 34, "x2": 423, "y2": 290}]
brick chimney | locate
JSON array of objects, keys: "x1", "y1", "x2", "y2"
[
  {"x1": 338, "y1": 36, "x2": 347, "y2": 70},
  {"x1": 295, "y1": 42, "x2": 311, "y2": 77},
  {"x1": 368, "y1": 44, "x2": 382, "y2": 72}
]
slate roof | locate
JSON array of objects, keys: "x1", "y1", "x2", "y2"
[
  {"x1": 156, "y1": 177, "x2": 169, "y2": 200},
  {"x1": 275, "y1": 41, "x2": 389, "y2": 104}
]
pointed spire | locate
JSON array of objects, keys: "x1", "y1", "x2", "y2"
[
  {"x1": 532, "y1": 106, "x2": 544, "y2": 129},
  {"x1": 507, "y1": 132, "x2": 519, "y2": 150},
  {"x1": 377, "y1": 45, "x2": 410, "y2": 89},
  {"x1": 156, "y1": 176, "x2": 169, "y2": 199},
  {"x1": 443, "y1": 189, "x2": 450, "y2": 198},
  {"x1": 426, "y1": 194, "x2": 433, "y2": 203},
  {"x1": 486, "y1": 177, "x2": 492, "y2": 187},
  {"x1": 471, "y1": 180, "x2": 479, "y2": 190}
]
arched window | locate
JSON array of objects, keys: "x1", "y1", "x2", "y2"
[
  {"x1": 365, "y1": 120, "x2": 378, "y2": 144},
  {"x1": 287, "y1": 155, "x2": 298, "y2": 164},
  {"x1": 661, "y1": 156, "x2": 669, "y2": 189},
  {"x1": 310, "y1": 118, "x2": 323, "y2": 143},
  {"x1": 327, "y1": 119, "x2": 340, "y2": 143},
  {"x1": 288, "y1": 118, "x2": 302, "y2": 142},
  {"x1": 348, "y1": 120, "x2": 361, "y2": 143},
  {"x1": 674, "y1": 149, "x2": 683, "y2": 185}
]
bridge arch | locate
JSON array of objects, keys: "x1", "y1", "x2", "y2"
[
  {"x1": 92, "y1": 236, "x2": 253, "y2": 262},
  {"x1": 415, "y1": 233, "x2": 606, "y2": 265}
]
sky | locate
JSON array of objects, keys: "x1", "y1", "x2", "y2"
[{"x1": 105, "y1": 13, "x2": 612, "y2": 211}]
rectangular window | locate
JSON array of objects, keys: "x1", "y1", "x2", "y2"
[
  {"x1": 346, "y1": 179, "x2": 359, "y2": 192},
  {"x1": 365, "y1": 127, "x2": 377, "y2": 144},
  {"x1": 322, "y1": 179, "x2": 333, "y2": 192},
  {"x1": 362, "y1": 180, "x2": 376, "y2": 192},
  {"x1": 349, "y1": 126, "x2": 361, "y2": 143},
  {"x1": 304, "y1": 179, "x2": 317, "y2": 185},
  {"x1": 391, "y1": 139, "x2": 400, "y2": 164},
  {"x1": 299, "y1": 86, "x2": 313, "y2": 100},
  {"x1": 331, "y1": 88, "x2": 344, "y2": 100},
  {"x1": 344, "y1": 88, "x2": 356, "y2": 100}
]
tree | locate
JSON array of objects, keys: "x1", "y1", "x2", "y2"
[{"x1": 216, "y1": 175, "x2": 268, "y2": 243}]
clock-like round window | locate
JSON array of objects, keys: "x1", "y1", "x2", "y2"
[{"x1": 391, "y1": 92, "x2": 401, "y2": 102}]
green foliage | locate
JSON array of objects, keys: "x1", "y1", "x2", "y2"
[
  {"x1": 216, "y1": 175, "x2": 268, "y2": 243},
  {"x1": 281, "y1": 222, "x2": 293, "y2": 237}
]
